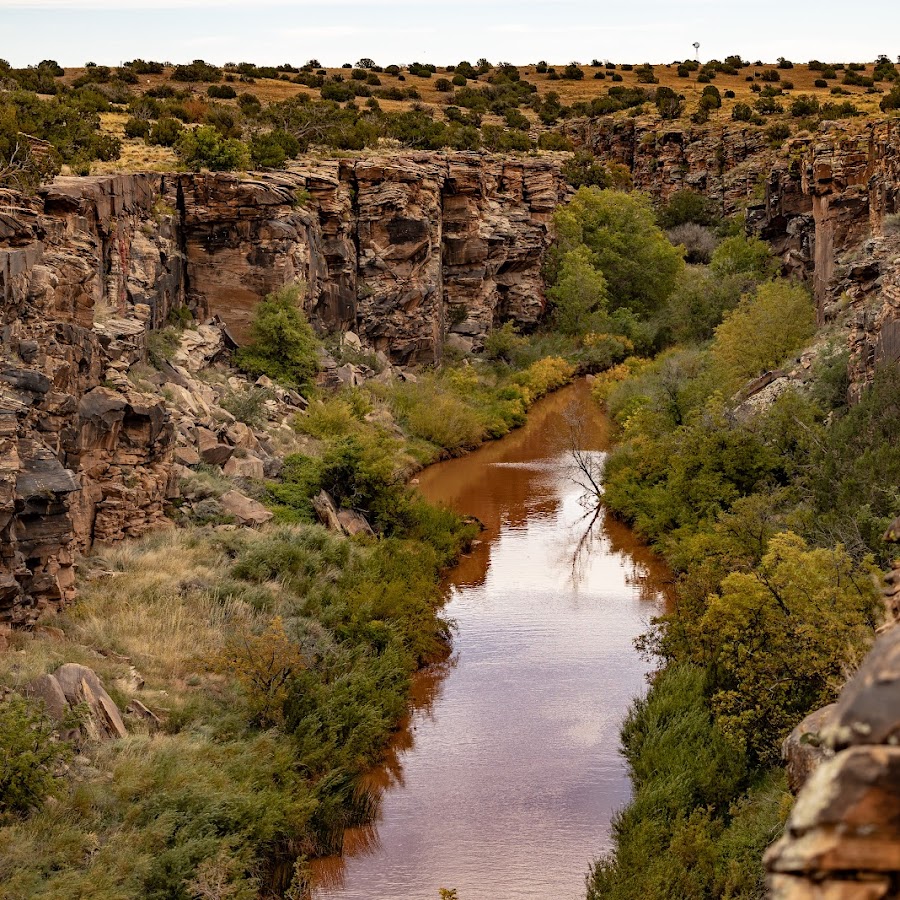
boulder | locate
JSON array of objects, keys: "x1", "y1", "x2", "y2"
[
  {"x1": 783, "y1": 704, "x2": 837, "y2": 793},
  {"x1": 174, "y1": 446, "x2": 201, "y2": 467},
  {"x1": 196, "y1": 427, "x2": 233, "y2": 466},
  {"x1": 312, "y1": 490, "x2": 342, "y2": 532},
  {"x1": 219, "y1": 490, "x2": 273, "y2": 527},
  {"x1": 223, "y1": 454, "x2": 265, "y2": 480},
  {"x1": 23, "y1": 672, "x2": 69, "y2": 723},
  {"x1": 52, "y1": 663, "x2": 128, "y2": 741}
]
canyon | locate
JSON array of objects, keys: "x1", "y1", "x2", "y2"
[{"x1": 3, "y1": 117, "x2": 900, "y2": 897}]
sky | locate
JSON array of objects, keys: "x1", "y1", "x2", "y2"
[{"x1": 1, "y1": 0, "x2": 898, "y2": 69}]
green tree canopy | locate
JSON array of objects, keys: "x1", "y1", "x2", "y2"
[
  {"x1": 553, "y1": 187, "x2": 684, "y2": 317},
  {"x1": 711, "y1": 280, "x2": 815, "y2": 386},
  {"x1": 547, "y1": 244, "x2": 609, "y2": 335},
  {"x1": 701, "y1": 531, "x2": 878, "y2": 762}
]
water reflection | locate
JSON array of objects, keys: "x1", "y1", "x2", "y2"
[{"x1": 312, "y1": 379, "x2": 670, "y2": 900}]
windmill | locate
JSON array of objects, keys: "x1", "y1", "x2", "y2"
[{"x1": 693, "y1": 42, "x2": 701, "y2": 63}]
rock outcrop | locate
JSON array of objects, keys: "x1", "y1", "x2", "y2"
[
  {"x1": 25, "y1": 662, "x2": 127, "y2": 742},
  {"x1": 179, "y1": 153, "x2": 568, "y2": 363},
  {"x1": 1, "y1": 177, "x2": 182, "y2": 628}
]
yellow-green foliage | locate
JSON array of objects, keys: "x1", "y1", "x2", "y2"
[
  {"x1": 702, "y1": 532, "x2": 878, "y2": 762},
  {"x1": 590, "y1": 356, "x2": 651, "y2": 404},
  {"x1": 389, "y1": 374, "x2": 487, "y2": 453},
  {"x1": 711, "y1": 281, "x2": 816, "y2": 387},
  {"x1": 512, "y1": 356, "x2": 576, "y2": 403},
  {"x1": 215, "y1": 616, "x2": 306, "y2": 727},
  {"x1": 295, "y1": 391, "x2": 371, "y2": 440}
]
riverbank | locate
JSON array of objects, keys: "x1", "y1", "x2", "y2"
[{"x1": 0, "y1": 332, "x2": 594, "y2": 899}]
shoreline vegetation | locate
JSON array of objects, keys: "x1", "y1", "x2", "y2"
[{"x1": 1, "y1": 163, "x2": 894, "y2": 900}]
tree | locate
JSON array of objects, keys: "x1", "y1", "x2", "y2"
[
  {"x1": 701, "y1": 532, "x2": 878, "y2": 763},
  {"x1": 709, "y1": 234, "x2": 777, "y2": 278},
  {"x1": 547, "y1": 245, "x2": 608, "y2": 335},
  {"x1": 176, "y1": 125, "x2": 249, "y2": 171},
  {"x1": 234, "y1": 283, "x2": 320, "y2": 390},
  {"x1": 553, "y1": 187, "x2": 684, "y2": 317},
  {"x1": 0, "y1": 694, "x2": 70, "y2": 819},
  {"x1": 217, "y1": 616, "x2": 306, "y2": 727},
  {"x1": 711, "y1": 280, "x2": 815, "y2": 386}
]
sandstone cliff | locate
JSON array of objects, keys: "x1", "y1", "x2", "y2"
[{"x1": 0, "y1": 153, "x2": 567, "y2": 626}]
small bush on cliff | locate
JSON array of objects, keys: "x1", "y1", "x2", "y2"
[
  {"x1": 176, "y1": 124, "x2": 249, "y2": 171},
  {"x1": 657, "y1": 189, "x2": 720, "y2": 229},
  {"x1": 234, "y1": 284, "x2": 320, "y2": 391}
]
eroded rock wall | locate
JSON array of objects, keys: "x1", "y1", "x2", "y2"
[
  {"x1": 181, "y1": 153, "x2": 569, "y2": 364},
  {"x1": 0, "y1": 176, "x2": 183, "y2": 626}
]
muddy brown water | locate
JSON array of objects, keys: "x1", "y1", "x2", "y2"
[{"x1": 311, "y1": 379, "x2": 670, "y2": 900}]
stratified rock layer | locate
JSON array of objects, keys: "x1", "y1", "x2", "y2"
[{"x1": 178, "y1": 153, "x2": 567, "y2": 363}]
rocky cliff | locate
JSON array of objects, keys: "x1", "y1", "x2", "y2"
[
  {"x1": 0, "y1": 153, "x2": 567, "y2": 627},
  {"x1": 0, "y1": 175, "x2": 182, "y2": 627},
  {"x1": 179, "y1": 153, "x2": 567, "y2": 363}
]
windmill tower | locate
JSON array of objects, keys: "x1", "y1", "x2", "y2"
[{"x1": 693, "y1": 42, "x2": 701, "y2": 63}]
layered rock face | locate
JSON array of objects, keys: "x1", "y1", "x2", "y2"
[
  {"x1": 746, "y1": 122, "x2": 900, "y2": 399},
  {"x1": 181, "y1": 153, "x2": 567, "y2": 363},
  {"x1": 1, "y1": 176, "x2": 182, "y2": 627},
  {"x1": 565, "y1": 117, "x2": 775, "y2": 213}
]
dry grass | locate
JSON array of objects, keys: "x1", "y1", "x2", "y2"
[
  {"x1": 0, "y1": 528, "x2": 272, "y2": 718},
  {"x1": 69, "y1": 531, "x2": 267, "y2": 680}
]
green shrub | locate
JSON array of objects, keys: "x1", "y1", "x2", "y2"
[
  {"x1": 0, "y1": 694, "x2": 70, "y2": 819},
  {"x1": 234, "y1": 284, "x2": 320, "y2": 390},
  {"x1": 249, "y1": 129, "x2": 300, "y2": 168},
  {"x1": 710, "y1": 281, "x2": 815, "y2": 387},
  {"x1": 124, "y1": 116, "x2": 151, "y2": 139},
  {"x1": 389, "y1": 377, "x2": 486, "y2": 452},
  {"x1": 483, "y1": 322, "x2": 527, "y2": 361},
  {"x1": 587, "y1": 664, "x2": 789, "y2": 900},
  {"x1": 148, "y1": 116, "x2": 184, "y2": 146},
  {"x1": 657, "y1": 190, "x2": 720, "y2": 228},
  {"x1": 176, "y1": 125, "x2": 249, "y2": 171},
  {"x1": 553, "y1": 187, "x2": 684, "y2": 317}
]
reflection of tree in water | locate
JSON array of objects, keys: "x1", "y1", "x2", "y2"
[
  {"x1": 566, "y1": 490, "x2": 673, "y2": 605},
  {"x1": 603, "y1": 509, "x2": 675, "y2": 606}
]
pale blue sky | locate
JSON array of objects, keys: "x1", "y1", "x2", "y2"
[{"x1": 1, "y1": 0, "x2": 897, "y2": 69}]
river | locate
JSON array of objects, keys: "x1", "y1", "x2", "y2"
[{"x1": 311, "y1": 378, "x2": 670, "y2": 900}]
